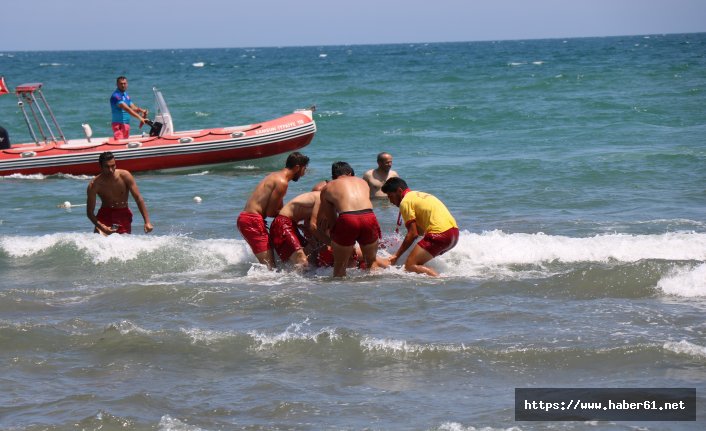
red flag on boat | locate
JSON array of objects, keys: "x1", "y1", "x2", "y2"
[{"x1": 0, "y1": 76, "x2": 9, "y2": 95}]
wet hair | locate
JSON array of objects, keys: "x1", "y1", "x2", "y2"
[
  {"x1": 331, "y1": 161, "x2": 354, "y2": 179},
  {"x1": 377, "y1": 152, "x2": 391, "y2": 163},
  {"x1": 286, "y1": 152, "x2": 309, "y2": 169},
  {"x1": 381, "y1": 177, "x2": 408, "y2": 193},
  {"x1": 98, "y1": 151, "x2": 115, "y2": 167},
  {"x1": 116, "y1": 76, "x2": 127, "y2": 85}
]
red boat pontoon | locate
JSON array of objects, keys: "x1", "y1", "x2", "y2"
[{"x1": 0, "y1": 82, "x2": 316, "y2": 176}]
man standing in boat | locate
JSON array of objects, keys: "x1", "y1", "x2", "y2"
[
  {"x1": 110, "y1": 76, "x2": 149, "y2": 140},
  {"x1": 86, "y1": 152, "x2": 153, "y2": 235},
  {"x1": 237, "y1": 152, "x2": 309, "y2": 269}
]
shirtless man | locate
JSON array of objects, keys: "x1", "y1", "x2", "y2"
[
  {"x1": 86, "y1": 151, "x2": 153, "y2": 235},
  {"x1": 317, "y1": 161, "x2": 382, "y2": 277},
  {"x1": 270, "y1": 182, "x2": 326, "y2": 270},
  {"x1": 237, "y1": 151, "x2": 309, "y2": 269},
  {"x1": 362, "y1": 152, "x2": 399, "y2": 198}
]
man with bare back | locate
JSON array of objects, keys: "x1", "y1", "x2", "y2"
[
  {"x1": 237, "y1": 152, "x2": 309, "y2": 269},
  {"x1": 269, "y1": 181, "x2": 327, "y2": 269},
  {"x1": 317, "y1": 161, "x2": 382, "y2": 277},
  {"x1": 86, "y1": 151, "x2": 153, "y2": 235}
]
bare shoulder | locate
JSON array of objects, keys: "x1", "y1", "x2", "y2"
[
  {"x1": 87, "y1": 175, "x2": 99, "y2": 190},
  {"x1": 362, "y1": 169, "x2": 375, "y2": 180},
  {"x1": 389, "y1": 170, "x2": 399, "y2": 177},
  {"x1": 117, "y1": 169, "x2": 135, "y2": 181}
]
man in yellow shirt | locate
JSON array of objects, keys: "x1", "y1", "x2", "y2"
[{"x1": 381, "y1": 177, "x2": 459, "y2": 276}]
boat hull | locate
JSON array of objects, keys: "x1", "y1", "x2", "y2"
[{"x1": 0, "y1": 111, "x2": 316, "y2": 176}]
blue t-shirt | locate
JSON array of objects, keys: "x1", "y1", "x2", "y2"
[{"x1": 110, "y1": 89, "x2": 132, "y2": 124}]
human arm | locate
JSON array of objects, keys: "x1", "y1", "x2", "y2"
[
  {"x1": 315, "y1": 191, "x2": 336, "y2": 243},
  {"x1": 118, "y1": 102, "x2": 149, "y2": 126},
  {"x1": 388, "y1": 220, "x2": 419, "y2": 265},
  {"x1": 308, "y1": 192, "x2": 329, "y2": 243},
  {"x1": 86, "y1": 181, "x2": 115, "y2": 235},
  {"x1": 125, "y1": 172, "x2": 153, "y2": 233},
  {"x1": 263, "y1": 178, "x2": 288, "y2": 218}
]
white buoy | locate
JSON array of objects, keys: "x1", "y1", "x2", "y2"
[
  {"x1": 193, "y1": 196, "x2": 202, "y2": 203},
  {"x1": 62, "y1": 201, "x2": 71, "y2": 208}
]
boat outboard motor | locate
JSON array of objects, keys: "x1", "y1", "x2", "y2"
[
  {"x1": 0, "y1": 125, "x2": 10, "y2": 149},
  {"x1": 146, "y1": 119, "x2": 163, "y2": 137}
]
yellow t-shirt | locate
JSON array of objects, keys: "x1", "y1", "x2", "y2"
[{"x1": 400, "y1": 191, "x2": 457, "y2": 235}]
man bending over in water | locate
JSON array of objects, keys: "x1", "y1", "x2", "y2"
[
  {"x1": 237, "y1": 151, "x2": 309, "y2": 269},
  {"x1": 317, "y1": 161, "x2": 382, "y2": 277}
]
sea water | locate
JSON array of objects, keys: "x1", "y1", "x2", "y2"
[{"x1": 0, "y1": 34, "x2": 705, "y2": 430}]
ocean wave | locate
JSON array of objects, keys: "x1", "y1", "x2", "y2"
[
  {"x1": 5, "y1": 318, "x2": 706, "y2": 366},
  {"x1": 1, "y1": 231, "x2": 704, "y2": 289},
  {"x1": 663, "y1": 340, "x2": 706, "y2": 359},
  {"x1": 656, "y1": 263, "x2": 706, "y2": 297},
  {"x1": 439, "y1": 230, "x2": 706, "y2": 278},
  {"x1": 159, "y1": 415, "x2": 207, "y2": 431}
]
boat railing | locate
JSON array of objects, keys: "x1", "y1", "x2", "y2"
[{"x1": 15, "y1": 83, "x2": 67, "y2": 145}]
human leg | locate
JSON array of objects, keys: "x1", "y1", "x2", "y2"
[
  {"x1": 331, "y1": 241, "x2": 355, "y2": 277},
  {"x1": 404, "y1": 245, "x2": 438, "y2": 277}
]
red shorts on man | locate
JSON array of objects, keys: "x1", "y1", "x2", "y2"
[
  {"x1": 270, "y1": 215, "x2": 307, "y2": 262},
  {"x1": 417, "y1": 227, "x2": 459, "y2": 257},
  {"x1": 97, "y1": 207, "x2": 133, "y2": 234},
  {"x1": 237, "y1": 212, "x2": 270, "y2": 254},
  {"x1": 111, "y1": 123, "x2": 130, "y2": 140},
  {"x1": 330, "y1": 209, "x2": 381, "y2": 247}
]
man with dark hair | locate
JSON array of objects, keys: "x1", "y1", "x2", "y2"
[
  {"x1": 237, "y1": 151, "x2": 309, "y2": 269},
  {"x1": 331, "y1": 161, "x2": 354, "y2": 179},
  {"x1": 363, "y1": 152, "x2": 398, "y2": 198},
  {"x1": 317, "y1": 161, "x2": 381, "y2": 277},
  {"x1": 86, "y1": 151, "x2": 153, "y2": 235},
  {"x1": 381, "y1": 177, "x2": 458, "y2": 277},
  {"x1": 110, "y1": 76, "x2": 149, "y2": 140}
]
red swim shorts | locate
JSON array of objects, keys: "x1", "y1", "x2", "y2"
[
  {"x1": 111, "y1": 123, "x2": 130, "y2": 140},
  {"x1": 270, "y1": 215, "x2": 306, "y2": 262},
  {"x1": 97, "y1": 206, "x2": 133, "y2": 234},
  {"x1": 417, "y1": 227, "x2": 459, "y2": 257},
  {"x1": 330, "y1": 209, "x2": 381, "y2": 247},
  {"x1": 236, "y1": 212, "x2": 270, "y2": 255}
]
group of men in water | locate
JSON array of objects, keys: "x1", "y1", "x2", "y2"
[
  {"x1": 236, "y1": 151, "x2": 459, "y2": 277},
  {"x1": 90, "y1": 76, "x2": 459, "y2": 276}
]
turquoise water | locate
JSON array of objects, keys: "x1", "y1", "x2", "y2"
[{"x1": 1, "y1": 34, "x2": 705, "y2": 430}]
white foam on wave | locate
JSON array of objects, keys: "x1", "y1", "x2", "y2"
[
  {"x1": 107, "y1": 320, "x2": 153, "y2": 336},
  {"x1": 247, "y1": 319, "x2": 340, "y2": 349},
  {"x1": 361, "y1": 336, "x2": 466, "y2": 355},
  {"x1": 0, "y1": 173, "x2": 47, "y2": 180},
  {"x1": 158, "y1": 415, "x2": 207, "y2": 431},
  {"x1": 663, "y1": 340, "x2": 706, "y2": 359},
  {"x1": 657, "y1": 263, "x2": 706, "y2": 297},
  {"x1": 1, "y1": 173, "x2": 91, "y2": 181},
  {"x1": 181, "y1": 327, "x2": 235, "y2": 345},
  {"x1": 0, "y1": 233, "x2": 252, "y2": 267},
  {"x1": 439, "y1": 230, "x2": 706, "y2": 277}
]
